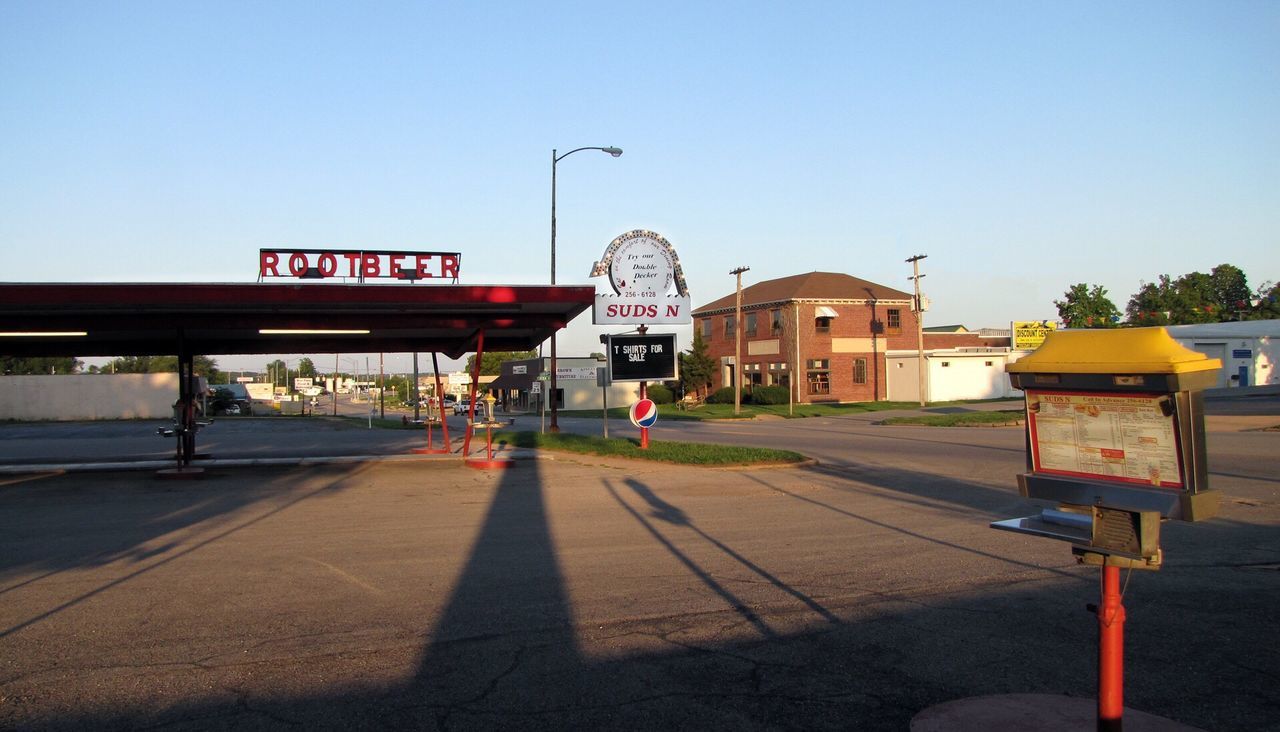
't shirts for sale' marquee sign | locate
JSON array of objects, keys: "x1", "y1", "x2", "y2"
[{"x1": 590, "y1": 230, "x2": 691, "y2": 325}]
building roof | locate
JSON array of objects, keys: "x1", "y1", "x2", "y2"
[
  {"x1": 924, "y1": 324, "x2": 970, "y2": 333},
  {"x1": 692, "y1": 271, "x2": 913, "y2": 315},
  {"x1": 1163, "y1": 319, "x2": 1279, "y2": 339}
]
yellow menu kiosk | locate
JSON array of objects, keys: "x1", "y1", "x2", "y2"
[{"x1": 992, "y1": 327, "x2": 1222, "y2": 731}]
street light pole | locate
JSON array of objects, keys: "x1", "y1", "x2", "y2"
[
  {"x1": 730, "y1": 266, "x2": 750, "y2": 415},
  {"x1": 549, "y1": 145, "x2": 622, "y2": 433},
  {"x1": 907, "y1": 254, "x2": 928, "y2": 407}
]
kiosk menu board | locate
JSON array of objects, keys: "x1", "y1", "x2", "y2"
[{"x1": 1026, "y1": 391, "x2": 1182, "y2": 488}]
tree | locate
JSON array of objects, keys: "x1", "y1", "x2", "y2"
[
  {"x1": 1126, "y1": 264, "x2": 1256, "y2": 325},
  {"x1": 1210, "y1": 264, "x2": 1251, "y2": 316},
  {"x1": 103, "y1": 355, "x2": 220, "y2": 380},
  {"x1": 296, "y1": 357, "x2": 317, "y2": 379},
  {"x1": 1054, "y1": 283, "x2": 1121, "y2": 328},
  {"x1": 464, "y1": 350, "x2": 538, "y2": 376},
  {"x1": 679, "y1": 331, "x2": 716, "y2": 400},
  {"x1": 0, "y1": 356, "x2": 82, "y2": 374},
  {"x1": 264, "y1": 359, "x2": 288, "y2": 387},
  {"x1": 1126, "y1": 275, "x2": 1177, "y2": 326},
  {"x1": 1250, "y1": 281, "x2": 1280, "y2": 320}
]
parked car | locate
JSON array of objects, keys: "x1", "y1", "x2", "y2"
[{"x1": 453, "y1": 399, "x2": 472, "y2": 416}]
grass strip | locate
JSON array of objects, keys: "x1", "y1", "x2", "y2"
[
  {"x1": 879, "y1": 410, "x2": 1024, "y2": 427},
  {"x1": 557, "y1": 398, "x2": 1020, "y2": 421},
  {"x1": 495, "y1": 431, "x2": 805, "y2": 466}
]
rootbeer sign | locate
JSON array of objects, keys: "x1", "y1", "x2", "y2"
[
  {"x1": 591, "y1": 230, "x2": 691, "y2": 325},
  {"x1": 607, "y1": 334, "x2": 678, "y2": 382}
]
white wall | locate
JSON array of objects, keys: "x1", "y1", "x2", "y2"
[
  {"x1": 0, "y1": 373, "x2": 180, "y2": 421},
  {"x1": 887, "y1": 349, "x2": 1024, "y2": 402},
  {"x1": 1172, "y1": 336, "x2": 1277, "y2": 387}
]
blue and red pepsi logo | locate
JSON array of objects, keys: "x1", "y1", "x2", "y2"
[{"x1": 629, "y1": 398, "x2": 658, "y2": 428}]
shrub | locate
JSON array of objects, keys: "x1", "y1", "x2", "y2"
[
  {"x1": 707, "y1": 386, "x2": 749, "y2": 404},
  {"x1": 646, "y1": 384, "x2": 674, "y2": 404},
  {"x1": 751, "y1": 385, "x2": 789, "y2": 405}
]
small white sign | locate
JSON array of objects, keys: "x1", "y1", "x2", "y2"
[
  {"x1": 594, "y1": 295, "x2": 691, "y2": 325},
  {"x1": 530, "y1": 382, "x2": 542, "y2": 394},
  {"x1": 294, "y1": 377, "x2": 313, "y2": 389},
  {"x1": 557, "y1": 367, "x2": 600, "y2": 380}
]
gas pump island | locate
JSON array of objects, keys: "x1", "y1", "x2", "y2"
[{"x1": 992, "y1": 327, "x2": 1221, "y2": 731}]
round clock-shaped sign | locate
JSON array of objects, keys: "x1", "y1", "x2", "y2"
[{"x1": 609, "y1": 234, "x2": 676, "y2": 296}]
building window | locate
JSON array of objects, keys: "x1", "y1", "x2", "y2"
[
  {"x1": 724, "y1": 315, "x2": 736, "y2": 338},
  {"x1": 985, "y1": 361, "x2": 994, "y2": 367},
  {"x1": 743, "y1": 362, "x2": 763, "y2": 386},
  {"x1": 701, "y1": 318, "x2": 712, "y2": 340},
  {"x1": 815, "y1": 316, "x2": 831, "y2": 334},
  {"x1": 853, "y1": 358, "x2": 867, "y2": 385},
  {"x1": 745, "y1": 312, "x2": 757, "y2": 336},
  {"x1": 807, "y1": 359, "x2": 830, "y2": 395},
  {"x1": 771, "y1": 309, "x2": 783, "y2": 335},
  {"x1": 767, "y1": 362, "x2": 790, "y2": 388},
  {"x1": 887, "y1": 309, "x2": 902, "y2": 335},
  {"x1": 941, "y1": 362, "x2": 951, "y2": 367}
]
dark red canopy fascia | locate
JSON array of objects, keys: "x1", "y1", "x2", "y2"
[{"x1": 0, "y1": 282, "x2": 595, "y2": 359}]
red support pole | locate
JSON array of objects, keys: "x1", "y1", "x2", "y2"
[
  {"x1": 639, "y1": 380, "x2": 649, "y2": 450},
  {"x1": 1098, "y1": 565, "x2": 1126, "y2": 732}
]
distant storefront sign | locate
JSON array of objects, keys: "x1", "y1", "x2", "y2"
[
  {"x1": 557, "y1": 367, "x2": 599, "y2": 380},
  {"x1": 259, "y1": 248, "x2": 460, "y2": 282},
  {"x1": 1013, "y1": 320, "x2": 1058, "y2": 350}
]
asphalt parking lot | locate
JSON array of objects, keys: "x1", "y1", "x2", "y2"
[
  {"x1": 0, "y1": 402, "x2": 1277, "y2": 730},
  {"x1": 0, "y1": 406, "x2": 1274, "y2": 732}
]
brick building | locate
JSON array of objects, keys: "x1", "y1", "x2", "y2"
[{"x1": 691, "y1": 271, "x2": 922, "y2": 402}]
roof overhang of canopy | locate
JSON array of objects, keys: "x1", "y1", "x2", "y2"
[{"x1": 0, "y1": 283, "x2": 596, "y2": 360}]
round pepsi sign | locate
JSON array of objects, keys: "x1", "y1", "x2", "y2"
[{"x1": 629, "y1": 398, "x2": 658, "y2": 428}]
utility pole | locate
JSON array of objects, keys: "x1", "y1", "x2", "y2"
[
  {"x1": 907, "y1": 254, "x2": 928, "y2": 407},
  {"x1": 730, "y1": 266, "x2": 750, "y2": 416}
]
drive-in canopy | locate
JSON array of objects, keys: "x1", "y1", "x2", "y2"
[{"x1": 0, "y1": 282, "x2": 595, "y2": 359}]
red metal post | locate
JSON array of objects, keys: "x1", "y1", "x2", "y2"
[
  {"x1": 1098, "y1": 564, "x2": 1126, "y2": 731},
  {"x1": 639, "y1": 380, "x2": 649, "y2": 449}
]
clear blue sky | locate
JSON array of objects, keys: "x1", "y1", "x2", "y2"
[{"x1": 2, "y1": 1, "x2": 1277, "y2": 373}]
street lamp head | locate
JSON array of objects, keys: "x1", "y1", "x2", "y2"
[{"x1": 602, "y1": 146, "x2": 623, "y2": 157}]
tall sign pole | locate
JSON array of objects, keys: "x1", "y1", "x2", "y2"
[
  {"x1": 730, "y1": 266, "x2": 750, "y2": 415},
  {"x1": 907, "y1": 254, "x2": 928, "y2": 407}
]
